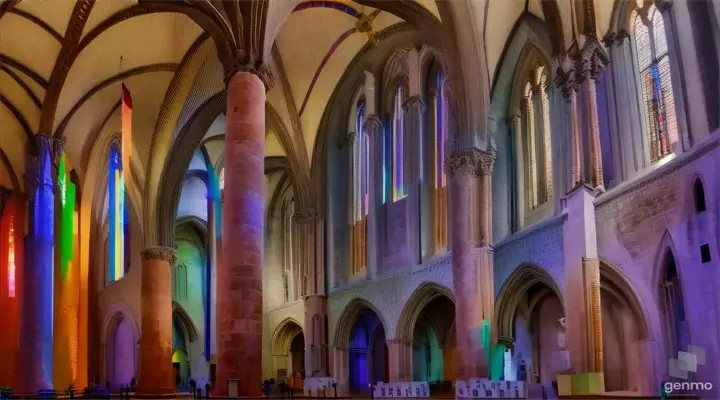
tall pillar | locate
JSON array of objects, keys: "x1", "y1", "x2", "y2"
[
  {"x1": 296, "y1": 208, "x2": 321, "y2": 297},
  {"x1": 386, "y1": 339, "x2": 412, "y2": 382},
  {"x1": 136, "y1": 246, "x2": 175, "y2": 398},
  {"x1": 215, "y1": 68, "x2": 268, "y2": 398},
  {"x1": 304, "y1": 295, "x2": 329, "y2": 377},
  {"x1": 403, "y1": 95, "x2": 425, "y2": 265},
  {"x1": 447, "y1": 146, "x2": 496, "y2": 380},
  {"x1": 19, "y1": 135, "x2": 57, "y2": 394},
  {"x1": 577, "y1": 41, "x2": 609, "y2": 190},
  {"x1": 510, "y1": 110, "x2": 524, "y2": 231}
]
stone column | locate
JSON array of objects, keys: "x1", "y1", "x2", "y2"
[
  {"x1": 304, "y1": 295, "x2": 329, "y2": 377},
  {"x1": 447, "y1": 147, "x2": 496, "y2": 380},
  {"x1": 214, "y1": 67, "x2": 268, "y2": 398},
  {"x1": 296, "y1": 208, "x2": 321, "y2": 296},
  {"x1": 577, "y1": 41, "x2": 608, "y2": 191},
  {"x1": 510, "y1": 110, "x2": 524, "y2": 231},
  {"x1": 136, "y1": 246, "x2": 176, "y2": 398},
  {"x1": 386, "y1": 339, "x2": 412, "y2": 382},
  {"x1": 365, "y1": 114, "x2": 383, "y2": 280},
  {"x1": 522, "y1": 95, "x2": 537, "y2": 209},
  {"x1": 561, "y1": 185, "x2": 604, "y2": 380},
  {"x1": 403, "y1": 95, "x2": 425, "y2": 265},
  {"x1": 19, "y1": 135, "x2": 57, "y2": 394},
  {"x1": 557, "y1": 70, "x2": 583, "y2": 190}
]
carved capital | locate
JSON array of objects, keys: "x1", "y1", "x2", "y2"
[
  {"x1": 294, "y1": 208, "x2": 320, "y2": 223},
  {"x1": 347, "y1": 131, "x2": 356, "y2": 146},
  {"x1": 498, "y1": 336, "x2": 515, "y2": 347},
  {"x1": 576, "y1": 39, "x2": 609, "y2": 81},
  {"x1": 224, "y1": 52, "x2": 274, "y2": 91},
  {"x1": 442, "y1": 78, "x2": 454, "y2": 101},
  {"x1": 554, "y1": 68, "x2": 579, "y2": 101},
  {"x1": 362, "y1": 114, "x2": 383, "y2": 136},
  {"x1": 445, "y1": 147, "x2": 496, "y2": 179},
  {"x1": 141, "y1": 246, "x2": 177, "y2": 265},
  {"x1": 402, "y1": 95, "x2": 426, "y2": 113}
]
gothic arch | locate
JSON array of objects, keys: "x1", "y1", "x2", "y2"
[
  {"x1": 172, "y1": 301, "x2": 199, "y2": 343},
  {"x1": 652, "y1": 229, "x2": 683, "y2": 292},
  {"x1": 599, "y1": 259, "x2": 651, "y2": 340},
  {"x1": 272, "y1": 318, "x2": 304, "y2": 356},
  {"x1": 333, "y1": 297, "x2": 388, "y2": 347},
  {"x1": 508, "y1": 43, "x2": 552, "y2": 113},
  {"x1": 495, "y1": 263, "x2": 563, "y2": 340},
  {"x1": 100, "y1": 302, "x2": 140, "y2": 386},
  {"x1": 395, "y1": 282, "x2": 454, "y2": 340}
]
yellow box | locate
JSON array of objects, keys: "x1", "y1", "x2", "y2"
[{"x1": 557, "y1": 374, "x2": 573, "y2": 396}]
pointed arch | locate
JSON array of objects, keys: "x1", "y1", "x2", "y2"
[
  {"x1": 495, "y1": 263, "x2": 563, "y2": 339},
  {"x1": 396, "y1": 282, "x2": 454, "y2": 340},
  {"x1": 333, "y1": 297, "x2": 388, "y2": 347},
  {"x1": 172, "y1": 301, "x2": 199, "y2": 343},
  {"x1": 692, "y1": 175, "x2": 706, "y2": 213},
  {"x1": 272, "y1": 318, "x2": 304, "y2": 356},
  {"x1": 100, "y1": 302, "x2": 140, "y2": 386},
  {"x1": 599, "y1": 259, "x2": 650, "y2": 340}
]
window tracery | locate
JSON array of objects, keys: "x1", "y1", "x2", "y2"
[{"x1": 633, "y1": 4, "x2": 676, "y2": 162}]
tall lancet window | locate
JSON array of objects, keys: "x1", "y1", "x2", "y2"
[
  {"x1": 634, "y1": 4, "x2": 676, "y2": 162},
  {"x1": 520, "y1": 68, "x2": 552, "y2": 212},
  {"x1": 661, "y1": 251, "x2": 688, "y2": 356},
  {"x1": 7, "y1": 215, "x2": 15, "y2": 297},
  {"x1": 392, "y1": 85, "x2": 406, "y2": 201},
  {"x1": 350, "y1": 101, "x2": 368, "y2": 276},
  {"x1": 283, "y1": 200, "x2": 296, "y2": 302},
  {"x1": 108, "y1": 144, "x2": 127, "y2": 283},
  {"x1": 431, "y1": 70, "x2": 448, "y2": 251}
]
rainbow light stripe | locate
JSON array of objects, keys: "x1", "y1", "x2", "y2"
[
  {"x1": 108, "y1": 146, "x2": 125, "y2": 282},
  {"x1": 8, "y1": 214, "x2": 15, "y2": 297}
]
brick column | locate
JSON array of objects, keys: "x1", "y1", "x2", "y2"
[
  {"x1": 304, "y1": 295, "x2": 329, "y2": 377},
  {"x1": 19, "y1": 135, "x2": 57, "y2": 394},
  {"x1": 446, "y1": 147, "x2": 496, "y2": 380},
  {"x1": 214, "y1": 67, "x2": 268, "y2": 397},
  {"x1": 136, "y1": 246, "x2": 176, "y2": 398},
  {"x1": 386, "y1": 339, "x2": 412, "y2": 382}
]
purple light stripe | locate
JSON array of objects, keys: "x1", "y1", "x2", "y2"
[{"x1": 293, "y1": 0, "x2": 360, "y2": 17}]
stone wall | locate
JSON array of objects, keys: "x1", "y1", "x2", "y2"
[
  {"x1": 594, "y1": 136, "x2": 720, "y2": 391},
  {"x1": 493, "y1": 214, "x2": 565, "y2": 297},
  {"x1": 328, "y1": 253, "x2": 452, "y2": 345}
]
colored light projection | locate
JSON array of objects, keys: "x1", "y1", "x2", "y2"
[
  {"x1": 392, "y1": 85, "x2": 405, "y2": 201},
  {"x1": 0, "y1": 194, "x2": 22, "y2": 387},
  {"x1": 205, "y1": 162, "x2": 222, "y2": 360},
  {"x1": 108, "y1": 145, "x2": 126, "y2": 282},
  {"x1": 55, "y1": 153, "x2": 79, "y2": 387},
  {"x1": 435, "y1": 72, "x2": 446, "y2": 188}
]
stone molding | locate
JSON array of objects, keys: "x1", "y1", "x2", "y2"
[
  {"x1": 445, "y1": 147, "x2": 496, "y2": 179},
  {"x1": 576, "y1": 39, "x2": 609, "y2": 81},
  {"x1": 386, "y1": 338, "x2": 412, "y2": 346},
  {"x1": 655, "y1": 0, "x2": 672, "y2": 12},
  {"x1": 595, "y1": 136, "x2": 720, "y2": 207},
  {"x1": 295, "y1": 208, "x2": 320, "y2": 223},
  {"x1": 363, "y1": 114, "x2": 383, "y2": 135},
  {"x1": 402, "y1": 95, "x2": 426, "y2": 113},
  {"x1": 602, "y1": 29, "x2": 630, "y2": 47},
  {"x1": 224, "y1": 54, "x2": 274, "y2": 92},
  {"x1": 141, "y1": 246, "x2": 177, "y2": 265}
]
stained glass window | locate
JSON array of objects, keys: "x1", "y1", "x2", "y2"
[
  {"x1": 634, "y1": 5, "x2": 677, "y2": 162},
  {"x1": 392, "y1": 85, "x2": 406, "y2": 201}
]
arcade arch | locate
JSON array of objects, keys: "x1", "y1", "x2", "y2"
[
  {"x1": 271, "y1": 318, "x2": 305, "y2": 382},
  {"x1": 100, "y1": 303, "x2": 139, "y2": 391}
]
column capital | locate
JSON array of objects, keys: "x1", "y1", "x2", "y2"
[
  {"x1": 445, "y1": 147, "x2": 496, "y2": 179},
  {"x1": 362, "y1": 114, "x2": 383, "y2": 135},
  {"x1": 402, "y1": 95, "x2": 426, "y2": 113},
  {"x1": 294, "y1": 208, "x2": 320, "y2": 223},
  {"x1": 602, "y1": 29, "x2": 630, "y2": 47},
  {"x1": 576, "y1": 39, "x2": 609, "y2": 81},
  {"x1": 346, "y1": 131, "x2": 356, "y2": 146},
  {"x1": 141, "y1": 246, "x2": 177, "y2": 265},
  {"x1": 498, "y1": 336, "x2": 515, "y2": 347},
  {"x1": 224, "y1": 55, "x2": 274, "y2": 92},
  {"x1": 386, "y1": 338, "x2": 412, "y2": 346}
]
